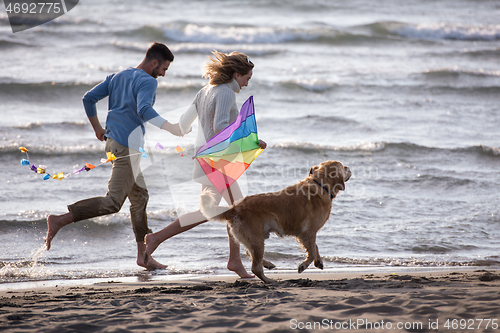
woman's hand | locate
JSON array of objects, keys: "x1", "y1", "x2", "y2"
[
  {"x1": 161, "y1": 121, "x2": 184, "y2": 137},
  {"x1": 258, "y1": 139, "x2": 267, "y2": 149}
]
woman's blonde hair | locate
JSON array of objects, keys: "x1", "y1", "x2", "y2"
[{"x1": 203, "y1": 51, "x2": 254, "y2": 85}]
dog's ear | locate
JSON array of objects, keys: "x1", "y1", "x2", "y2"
[{"x1": 309, "y1": 165, "x2": 320, "y2": 176}]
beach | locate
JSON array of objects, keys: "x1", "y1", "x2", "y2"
[
  {"x1": 1, "y1": 0, "x2": 500, "y2": 330},
  {"x1": 2, "y1": 269, "x2": 500, "y2": 332}
]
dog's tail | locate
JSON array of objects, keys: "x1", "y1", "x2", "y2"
[{"x1": 200, "y1": 189, "x2": 236, "y2": 222}]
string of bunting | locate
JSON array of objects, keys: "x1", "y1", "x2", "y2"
[{"x1": 18, "y1": 144, "x2": 187, "y2": 181}]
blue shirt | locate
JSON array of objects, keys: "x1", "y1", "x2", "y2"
[{"x1": 83, "y1": 68, "x2": 167, "y2": 150}]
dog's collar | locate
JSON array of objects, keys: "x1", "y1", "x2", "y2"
[{"x1": 313, "y1": 179, "x2": 334, "y2": 200}]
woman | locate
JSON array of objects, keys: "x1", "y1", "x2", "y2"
[{"x1": 145, "y1": 51, "x2": 266, "y2": 278}]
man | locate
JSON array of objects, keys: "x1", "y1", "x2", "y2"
[{"x1": 46, "y1": 42, "x2": 182, "y2": 270}]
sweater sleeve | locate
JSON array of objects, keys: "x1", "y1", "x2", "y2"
[
  {"x1": 82, "y1": 74, "x2": 113, "y2": 118},
  {"x1": 213, "y1": 87, "x2": 236, "y2": 133},
  {"x1": 179, "y1": 103, "x2": 197, "y2": 135},
  {"x1": 136, "y1": 78, "x2": 167, "y2": 128}
]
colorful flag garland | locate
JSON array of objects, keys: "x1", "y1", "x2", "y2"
[{"x1": 18, "y1": 143, "x2": 187, "y2": 182}]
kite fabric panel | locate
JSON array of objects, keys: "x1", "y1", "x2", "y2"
[{"x1": 194, "y1": 96, "x2": 263, "y2": 193}]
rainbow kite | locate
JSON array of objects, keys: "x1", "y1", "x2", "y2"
[{"x1": 194, "y1": 96, "x2": 263, "y2": 194}]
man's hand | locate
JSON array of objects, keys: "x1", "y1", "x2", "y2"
[
  {"x1": 95, "y1": 128, "x2": 106, "y2": 141},
  {"x1": 88, "y1": 115, "x2": 105, "y2": 141},
  {"x1": 258, "y1": 139, "x2": 267, "y2": 149},
  {"x1": 161, "y1": 121, "x2": 184, "y2": 137}
]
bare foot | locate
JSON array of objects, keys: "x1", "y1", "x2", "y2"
[
  {"x1": 46, "y1": 215, "x2": 57, "y2": 250},
  {"x1": 227, "y1": 260, "x2": 254, "y2": 279},
  {"x1": 137, "y1": 254, "x2": 168, "y2": 270},
  {"x1": 46, "y1": 213, "x2": 73, "y2": 250},
  {"x1": 144, "y1": 233, "x2": 161, "y2": 259},
  {"x1": 137, "y1": 238, "x2": 167, "y2": 270}
]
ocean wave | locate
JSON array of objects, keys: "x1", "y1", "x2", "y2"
[
  {"x1": 475, "y1": 145, "x2": 500, "y2": 157},
  {"x1": 0, "y1": 213, "x2": 129, "y2": 227},
  {"x1": 322, "y1": 256, "x2": 500, "y2": 267},
  {"x1": 0, "y1": 79, "x2": 203, "y2": 96},
  {"x1": 0, "y1": 143, "x2": 103, "y2": 157},
  {"x1": 12, "y1": 121, "x2": 87, "y2": 130},
  {"x1": 0, "y1": 81, "x2": 93, "y2": 97},
  {"x1": 420, "y1": 85, "x2": 500, "y2": 94},
  {"x1": 4, "y1": 139, "x2": 498, "y2": 161},
  {"x1": 0, "y1": 262, "x2": 52, "y2": 283},
  {"x1": 110, "y1": 40, "x2": 148, "y2": 53},
  {"x1": 51, "y1": 20, "x2": 500, "y2": 51},
  {"x1": 411, "y1": 175, "x2": 476, "y2": 190},
  {"x1": 157, "y1": 80, "x2": 204, "y2": 92},
  {"x1": 0, "y1": 208, "x2": 177, "y2": 225},
  {"x1": 424, "y1": 67, "x2": 500, "y2": 78},
  {"x1": 172, "y1": 43, "x2": 284, "y2": 56},
  {"x1": 0, "y1": 246, "x2": 51, "y2": 282},
  {"x1": 299, "y1": 114, "x2": 362, "y2": 125},
  {"x1": 389, "y1": 22, "x2": 500, "y2": 41},
  {"x1": 0, "y1": 38, "x2": 35, "y2": 48},
  {"x1": 111, "y1": 40, "x2": 284, "y2": 56},
  {"x1": 88, "y1": 208, "x2": 178, "y2": 225},
  {"x1": 261, "y1": 114, "x2": 370, "y2": 133},
  {"x1": 0, "y1": 77, "x2": 342, "y2": 96},
  {"x1": 280, "y1": 78, "x2": 337, "y2": 92},
  {"x1": 120, "y1": 22, "x2": 376, "y2": 45},
  {"x1": 0, "y1": 211, "x2": 49, "y2": 224},
  {"x1": 162, "y1": 22, "x2": 315, "y2": 44},
  {"x1": 273, "y1": 142, "x2": 500, "y2": 159},
  {"x1": 411, "y1": 244, "x2": 478, "y2": 254},
  {"x1": 273, "y1": 141, "x2": 386, "y2": 153},
  {"x1": 461, "y1": 47, "x2": 500, "y2": 58},
  {"x1": 45, "y1": 15, "x2": 99, "y2": 27},
  {"x1": 116, "y1": 24, "x2": 167, "y2": 40}
]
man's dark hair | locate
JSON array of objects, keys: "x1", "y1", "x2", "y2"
[{"x1": 145, "y1": 42, "x2": 174, "y2": 63}]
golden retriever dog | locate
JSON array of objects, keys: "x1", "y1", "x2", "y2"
[{"x1": 201, "y1": 160, "x2": 351, "y2": 283}]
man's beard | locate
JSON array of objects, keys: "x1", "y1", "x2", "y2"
[{"x1": 151, "y1": 65, "x2": 160, "y2": 78}]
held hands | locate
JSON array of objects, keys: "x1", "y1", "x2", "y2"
[
  {"x1": 258, "y1": 139, "x2": 267, "y2": 149},
  {"x1": 161, "y1": 121, "x2": 184, "y2": 137}
]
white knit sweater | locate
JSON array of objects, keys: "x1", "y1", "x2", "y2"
[{"x1": 179, "y1": 79, "x2": 240, "y2": 183}]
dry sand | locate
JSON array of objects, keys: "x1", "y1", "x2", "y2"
[{"x1": 1, "y1": 269, "x2": 500, "y2": 332}]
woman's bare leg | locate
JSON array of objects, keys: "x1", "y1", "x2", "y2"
[
  {"x1": 145, "y1": 210, "x2": 207, "y2": 264},
  {"x1": 145, "y1": 182, "x2": 254, "y2": 278},
  {"x1": 226, "y1": 224, "x2": 254, "y2": 278},
  {"x1": 220, "y1": 183, "x2": 254, "y2": 278}
]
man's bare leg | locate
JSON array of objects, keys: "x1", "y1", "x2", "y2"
[
  {"x1": 46, "y1": 212, "x2": 75, "y2": 250},
  {"x1": 226, "y1": 224, "x2": 254, "y2": 278}
]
